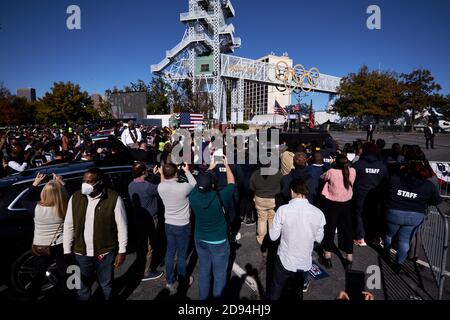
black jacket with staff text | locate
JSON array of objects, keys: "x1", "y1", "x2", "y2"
[
  {"x1": 386, "y1": 175, "x2": 441, "y2": 214},
  {"x1": 352, "y1": 155, "x2": 389, "y2": 194}
]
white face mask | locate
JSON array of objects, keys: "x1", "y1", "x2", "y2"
[{"x1": 81, "y1": 182, "x2": 98, "y2": 196}]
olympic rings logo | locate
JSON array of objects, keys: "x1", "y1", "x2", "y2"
[{"x1": 275, "y1": 61, "x2": 321, "y2": 94}]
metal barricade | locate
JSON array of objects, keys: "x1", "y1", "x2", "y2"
[
  {"x1": 438, "y1": 179, "x2": 449, "y2": 199},
  {"x1": 430, "y1": 161, "x2": 450, "y2": 199},
  {"x1": 419, "y1": 206, "x2": 449, "y2": 300}
]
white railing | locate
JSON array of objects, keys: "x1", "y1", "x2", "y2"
[{"x1": 220, "y1": 54, "x2": 341, "y2": 94}]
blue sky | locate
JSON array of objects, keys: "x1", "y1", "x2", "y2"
[{"x1": 0, "y1": 0, "x2": 449, "y2": 110}]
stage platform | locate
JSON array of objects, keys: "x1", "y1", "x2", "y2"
[
  {"x1": 253, "y1": 128, "x2": 331, "y2": 149},
  {"x1": 280, "y1": 131, "x2": 331, "y2": 148}
]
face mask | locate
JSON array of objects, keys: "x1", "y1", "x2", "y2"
[{"x1": 81, "y1": 181, "x2": 99, "y2": 196}]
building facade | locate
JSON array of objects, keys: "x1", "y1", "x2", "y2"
[
  {"x1": 110, "y1": 92, "x2": 147, "y2": 120},
  {"x1": 243, "y1": 54, "x2": 292, "y2": 121},
  {"x1": 16, "y1": 88, "x2": 36, "y2": 102}
]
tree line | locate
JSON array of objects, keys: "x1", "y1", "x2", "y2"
[
  {"x1": 106, "y1": 78, "x2": 214, "y2": 116},
  {"x1": 0, "y1": 81, "x2": 112, "y2": 126},
  {"x1": 1, "y1": 67, "x2": 449, "y2": 126},
  {"x1": 333, "y1": 66, "x2": 450, "y2": 126}
]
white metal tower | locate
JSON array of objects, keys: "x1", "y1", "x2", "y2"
[{"x1": 152, "y1": 0, "x2": 341, "y2": 124}]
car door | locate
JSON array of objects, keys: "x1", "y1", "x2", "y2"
[{"x1": 107, "y1": 169, "x2": 137, "y2": 253}]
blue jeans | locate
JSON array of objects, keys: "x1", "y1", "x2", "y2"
[
  {"x1": 384, "y1": 209, "x2": 424, "y2": 264},
  {"x1": 75, "y1": 252, "x2": 116, "y2": 301},
  {"x1": 195, "y1": 240, "x2": 230, "y2": 300},
  {"x1": 165, "y1": 223, "x2": 191, "y2": 284}
]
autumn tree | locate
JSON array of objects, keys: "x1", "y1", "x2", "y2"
[
  {"x1": 400, "y1": 69, "x2": 442, "y2": 127},
  {"x1": 0, "y1": 83, "x2": 37, "y2": 125},
  {"x1": 333, "y1": 66, "x2": 404, "y2": 124}
]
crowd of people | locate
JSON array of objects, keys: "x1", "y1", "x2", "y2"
[
  {"x1": 0, "y1": 121, "x2": 176, "y2": 177},
  {"x1": 1, "y1": 121, "x2": 443, "y2": 301}
]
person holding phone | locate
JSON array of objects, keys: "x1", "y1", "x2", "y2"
[
  {"x1": 158, "y1": 163, "x2": 197, "y2": 294},
  {"x1": 189, "y1": 157, "x2": 236, "y2": 300},
  {"x1": 208, "y1": 150, "x2": 243, "y2": 242},
  {"x1": 128, "y1": 163, "x2": 164, "y2": 282}
]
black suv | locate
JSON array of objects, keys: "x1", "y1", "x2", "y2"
[{"x1": 0, "y1": 161, "x2": 137, "y2": 297}]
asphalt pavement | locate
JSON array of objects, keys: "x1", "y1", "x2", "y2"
[{"x1": 0, "y1": 131, "x2": 448, "y2": 301}]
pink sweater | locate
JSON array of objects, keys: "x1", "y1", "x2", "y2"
[{"x1": 320, "y1": 168, "x2": 356, "y2": 202}]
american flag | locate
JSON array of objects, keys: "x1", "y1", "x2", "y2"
[
  {"x1": 179, "y1": 112, "x2": 204, "y2": 130},
  {"x1": 274, "y1": 100, "x2": 287, "y2": 117}
]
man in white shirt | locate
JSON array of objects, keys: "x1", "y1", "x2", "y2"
[
  {"x1": 121, "y1": 120, "x2": 142, "y2": 149},
  {"x1": 63, "y1": 167, "x2": 128, "y2": 300},
  {"x1": 269, "y1": 178, "x2": 326, "y2": 300}
]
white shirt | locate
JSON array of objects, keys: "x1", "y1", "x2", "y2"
[
  {"x1": 63, "y1": 193, "x2": 128, "y2": 256},
  {"x1": 157, "y1": 171, "x2": 197, "y2": 226},
  {"x1": 270, "y1": 198, "x2": 326, "y2": 272},
  {"x1": 121, "y1": 127, "x2": 142, "y2": 146},
  {"x1": 8, "y1": 161, "x2": 27, "y2": 172}
]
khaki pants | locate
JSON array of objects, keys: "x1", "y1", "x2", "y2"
[{"x1": 254, "y1": 196, "x2": 276, "y2": 246}]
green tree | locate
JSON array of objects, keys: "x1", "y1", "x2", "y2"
[
  {"x1": 96, "y1": 95, "x2": 113, "y2": 119},
  {"x1": 37, "y1": 81, "x2": 98, "y2": 124},
  {"x1": 333, "y1": 66, "x2": 404, "y2": 124},
  {"x1": 110, "y1": 78, "x2": 214, "y2": 116},
  {"x1": 173, "y1": 79, "x2": 214, "y2": 114},
  {"x1": 400, "y1": 69, "x2": 442, "y2": 128},
  {"x1": 147, "y1": 77, "x2": 172, "y2": 115}
]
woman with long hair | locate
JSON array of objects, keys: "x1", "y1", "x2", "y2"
[
  {"x1": 319, "y1": 154, "x2": 356, "y2": 269},
  {"x1": 384, "y1": 161, "x2": 441, "y2": 272},
  {"x1": 21, "y1": 173, "x2": 69, "y2": 298}
]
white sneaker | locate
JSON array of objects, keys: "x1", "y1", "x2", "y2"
[
  {"x1": 166, "y1": 283, "x2": 176, "y2": 295},
  {"x1": 235, "y1": 232, "x2": 242, "y2": 241}
]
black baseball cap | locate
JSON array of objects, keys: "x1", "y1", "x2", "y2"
[{"x1": 197, "y1": 172, "x2": 214, "y2": 193}]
